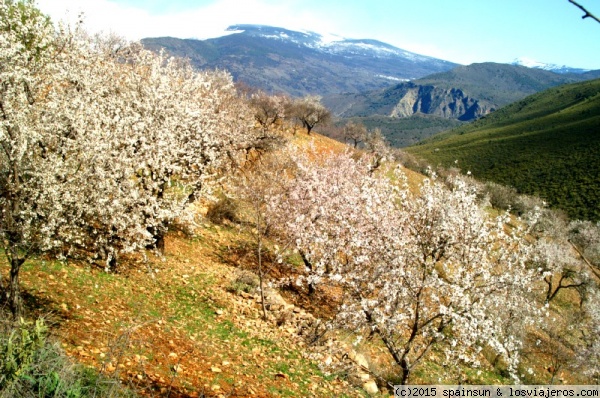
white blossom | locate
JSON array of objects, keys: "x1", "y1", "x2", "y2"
[{"x1": 266, "y1": 147, "x2": 540, "y2": 383}]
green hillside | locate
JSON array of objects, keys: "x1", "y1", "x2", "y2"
[
  {"x1": 414, "y1": 62, "x2": 585, "y2": 105},
  {"x1": 407, "y1": 78, "x2": 600, "y2": 221},
  {"x1": 335, "y1": 115, "x2": 463, "y2": 147}
]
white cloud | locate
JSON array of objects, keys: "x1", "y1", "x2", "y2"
[
  {"x1": 38, "y1": 0, "x2": 151, "y2": 38},
  {"x1": 35, "y1": 0, "x2": 470, "y2": 64},
  {"x1": 37, "y1": 0, "x2": 338, "y2": 41}
]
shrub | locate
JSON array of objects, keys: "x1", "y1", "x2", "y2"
[
  {"x1": 513, "y1": 193, "x2": 544, "y2": 216},
  {"x1": 0, "y1": 318, "x2": 47, "y2": 389},
  {"x1": 485, "y1": 181, "x2": 518, "y2": 211},
  {"x1": 206, "y1": 196, "x2": 239, "y2": 224},
  {"x1": 530, "y1": 208, "x2": 570, "y2": 239},
  {"x1": 0, "y1": 316, "x2": 135, "y2": 397},
  {"x1": 227, "y1": 270, "x2": 260, "y2": 295},
  {"x1": 569, "y1": 220, "x2": 600, "y2": 264}
]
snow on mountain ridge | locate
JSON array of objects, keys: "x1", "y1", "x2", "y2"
[
  {"x1": 512, "y1": 57, "x2": 590, "y2": 74},
  {"x1": 225, "y1": 24, "x2": 435, "y2": 62}
]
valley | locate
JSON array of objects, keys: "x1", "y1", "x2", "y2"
[{"x1": 407, "y1": 78, "x2": 600, "y2": 221}]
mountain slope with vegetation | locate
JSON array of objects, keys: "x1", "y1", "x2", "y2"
[
  {"x1": 407, "y1": 78, "x2": 600, "y2": 221},
  {"x1": 324, "y1": 63, "x2": 593, "y2": 121},
  {"x1": 334, "y1": 115, "x2": 463, "y2": 148}
]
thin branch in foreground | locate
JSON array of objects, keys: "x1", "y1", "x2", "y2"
[
  {"x1": 568, "y1": 0, "x2": 600, "y2": 24},
  {"x1": 569, "y1": 240, "x2": 600, "y2": 281}
]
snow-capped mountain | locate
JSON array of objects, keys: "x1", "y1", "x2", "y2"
[
  {"x1": 226, "y1": 24, "x2": 436, "y2": 63},
  {"x1": 142, "y1": 25, "x2": 457, "y2": 97},
  {"x1": 512, "y1": 57, "x2": 590, "y2": 74}
]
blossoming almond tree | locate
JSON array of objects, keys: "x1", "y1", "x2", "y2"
[
  {"x1": 267, "y1": 148, "x2": 539, "y2": 384},
  {"x1": 248, "y1": 90, "x2": 289, "y2": 133},
  {"x1": 530, "y1": 238, "x2": 587, "y2": 304},
  {"x1": 0, "y1": 0, "x2": 257, "y2": 316},
  {"x1": 83, "y1": 41, "x2": 255, "y2": 254},
  {"x1": 0, "y1": 0, "x2": 80, "y2": 316}
]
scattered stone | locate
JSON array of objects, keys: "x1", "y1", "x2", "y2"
[
  {"x1": 354, "y1": 353, "x2": 369, "y2": 370},
  {"x1": 210, "y1": 366, "x2": 222, "y2": 373},
  {"x1": 363, "y1": 380, "x2": 379, "y2": 395},
  {"x1": 267, "y1": 303, "x2": 283, "y2": 311}
]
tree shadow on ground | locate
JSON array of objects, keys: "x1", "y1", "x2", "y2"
[{"x1": 19, "y1": 289, "x2": 71, "y2": 327}]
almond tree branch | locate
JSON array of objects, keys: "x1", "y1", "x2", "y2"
[
  {"x1": 569, "y1": 240, "x2": 600, "y2": 281},
  {"x1": 568, "y1": 0, "x2": 600, "y2": 24}
]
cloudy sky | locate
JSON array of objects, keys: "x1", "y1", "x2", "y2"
[{"x1": 37, "y1": 0, "x2": 600, "y2": 69}]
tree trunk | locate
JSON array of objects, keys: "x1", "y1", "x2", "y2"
[
  {"x1": 257, "y1": 211, "x2": 267, "y2": 320},
  {"x1": 0, "y1": 271, "x2": 5, "y2": 302},
  {"x1": 299, "y1": 250, "x2": 315, "y2": 295},
  {"x1": 399, "y1": 359, "x2": 410, "y2": 385},
  {"x1": 7, "y1": 257, "x2": 25, "y2": 318},
  {"x1": 154, "y1": 229, "x2": 165, "y2": 253},
  {"x1": 545, "y1": 276, "x2": 555, "y2": 303},
  {"x1": 303, "y1": 121, "x2": 313, "y2": 135},
  {"x1": 146, "y1": 225, "x2": 166, "y2": 253}
]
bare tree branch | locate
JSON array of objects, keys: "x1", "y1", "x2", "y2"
[
  {"x1": 569, "y1": 240, "x2": 600, "y2": 281},
  {"x1": 568, "y1": 0, "x2": 600, "y2": 24}
]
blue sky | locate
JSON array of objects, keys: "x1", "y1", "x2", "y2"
[{"x1": 38, "y1": 0, "x2": 600, "y2": 69}]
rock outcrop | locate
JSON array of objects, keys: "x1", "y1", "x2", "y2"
[
  {"x1": 232, "y1": 282, "x2": 382, "y2": 395},
  {"x1": 389, "y1": 83, "x2": 495, "y2": 121}
]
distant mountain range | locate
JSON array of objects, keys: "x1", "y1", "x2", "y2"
[
  {"x1": 141, "y1": 25, "x2": 600, "y2": 220},
  {"x1": 323, "y1": 63, "x2": 600, "y2": 122},
  {"x1": 142, "y1": 25, "x2": 599, "y2": 125},
  {"x1": 141, "y1": 24, "x2": 458, "y2": 97}
]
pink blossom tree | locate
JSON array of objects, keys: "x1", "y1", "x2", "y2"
[{"x1": 267, "y1": 148, "x2": 539, "y2": 384}]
